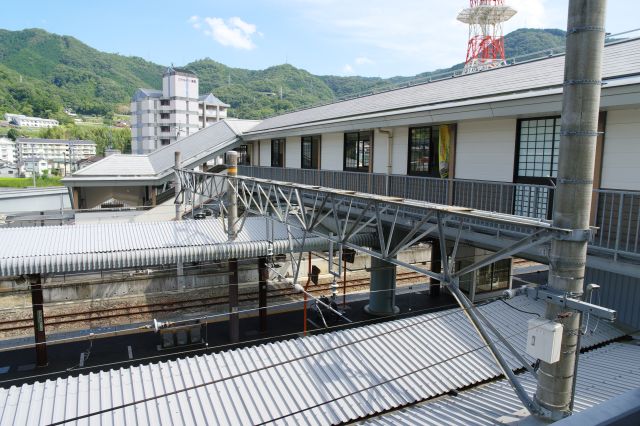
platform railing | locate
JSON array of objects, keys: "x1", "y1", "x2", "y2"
[{"x1": 237, "y1": 165, "x2": 640, "y2": 256}]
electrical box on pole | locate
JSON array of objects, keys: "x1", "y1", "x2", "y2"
[{"x1": 526, "y1": 319, "x2": 563, "y2": 364}]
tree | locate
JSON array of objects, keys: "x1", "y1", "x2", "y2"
[{"x1": 7, "y1": 128, "x2": 18, "y2": 141}]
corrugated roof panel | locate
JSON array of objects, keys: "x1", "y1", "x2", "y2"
[
  {"x1": 367, "y1": 342, "x2": 640, "y2": 425},
  {"x1": 0, "y1": 218, "x2": 373, "y2": 276},
  {"x1": 247, "y1": 39, "x2": 640, "y2": 134},
  {"x1": 0, "y1": 297, "x2": 624, "y2": 425}
]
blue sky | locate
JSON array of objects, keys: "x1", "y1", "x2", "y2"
[{"x1": 1, "y1": 0, "x2": 638, "y2": 78}]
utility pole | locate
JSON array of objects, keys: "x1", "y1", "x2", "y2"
[{"x1": 535, "y1": 0, "x2": 607, "y2": 420}]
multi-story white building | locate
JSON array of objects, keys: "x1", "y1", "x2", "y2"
[
  {"x1": 131, "y1": 67, "x2": 229, "y2": 154},
  {"x1": 16, "y1": 138, "x2": 97, "y2": 176},
  {"x1": 4, "y1": 113, "x2": 59, "y2": 128},
  {"x1": 0, "y1": 160, "x2": 18, "y2": 177},
  {"x1": 0, "y1": 138, "x2": 17, "y2": 164},
  {"x1": 20, "y1": 157, "x2": 49, "y2": 177}
]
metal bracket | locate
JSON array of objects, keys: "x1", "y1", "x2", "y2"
[
  {"x1": 507, "y1": 286, "x2": 616, "y2": 321},
  {"x1": 560, "y1": 228, "x2": 595, "y2": 242}
]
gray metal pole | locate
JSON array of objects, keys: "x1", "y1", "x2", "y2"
[
  {"x1": 535, "y1": 0, "x2": 607, "y2": 420},
  {"x1": 174, "y1": 151, "x2": 183, "y2": 221},
  {"x1": 258, "y1": 256, "x2": 268, "y2": 332},
  {"x1": 229, "y1": 258, "x2": 239, "y2": 343},
  {"x1": 226, "y1": 151, "x2": 240, "y2": 240},
  {"x1": 28, "y1": 274, "x2": 48, "y2": 367}
]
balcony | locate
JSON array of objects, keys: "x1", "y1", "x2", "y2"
[{"x1": 237, "y1": 166, "x2": 640, "y2": 264}]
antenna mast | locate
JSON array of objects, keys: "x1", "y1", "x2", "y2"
[{"x1": 457, "y1": 0, "x2": 517, "y2": 73}]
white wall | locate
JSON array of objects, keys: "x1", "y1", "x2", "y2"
[
  {"x1": 285, "y1": 136, "x2": 301, "y2": 168},
  {"x1": 601, "y1": 108, "x2": 640, "y2": 190},
  {"x1": 259, "y1": 140, "x2": 271, "y2": 167},
  {"x1": 391, "y1": 127, "x2": 409, "y2": 175},
  {"x1": 373, "y1": 130, "x2": 389, "y2": 174},
  {"x1": 455, "y1": 118, "x2": 517, "y2": 182},
  {"x1": 320, "y1": 133, "x2": 344, "y2": 171}
]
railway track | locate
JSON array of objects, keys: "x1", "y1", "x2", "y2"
[{"x1": 0, "y1": 272, "x2": 427, "y2": 333}]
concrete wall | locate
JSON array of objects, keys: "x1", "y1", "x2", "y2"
[
  {"x1": 455, "y1": 118, "x2": 517, "y2": 182},
  {"x1": 601, "y1": 108, "x2": 640, "y2": 191},
  {"x1": 320, "y1": 132, "x2": 343, "y2": 171},
  {"x1": 80, "y1": 186, "x2": 146, "y2": 209},
  {"x1": 0, "y1": 187, "x2": 71, "y2": 214}
]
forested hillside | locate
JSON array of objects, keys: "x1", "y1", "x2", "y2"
[{"x1": 0, "y1": 28, "x2": 567, "y2": 121}]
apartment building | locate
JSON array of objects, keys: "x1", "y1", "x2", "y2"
[
  {"x1": 131, "y1": 67, "x2": 229, "y2": 154},
  {"x1": 20, "y1": 157, "x2": 50, "y2": 177},
  {"x1": 4, "y1": 113, "x2": 59, "y2": 128},
  {"x1": 0, "y1": 138, "x2": 17, "y2": 164},
  {"x1": 16, "y1": 138, "x2": 97, "y2": 175}
]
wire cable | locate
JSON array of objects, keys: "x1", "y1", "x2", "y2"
[
  {"x1": 0, "y1": 300, "x2": 460, "y2": 386},
  {"x1": 48, "y1": 304, "x2": 541, "y2": 426},
  {"x1": 500, "y1": 298, "x2": 541, "y2": 318}
]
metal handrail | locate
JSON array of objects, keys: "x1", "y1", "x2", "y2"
[{"x1": 238, "y1": 165, "x2": 640, "y2": 257}]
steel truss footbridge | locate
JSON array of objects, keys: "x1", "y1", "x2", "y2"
[{"x1": 176, "y1": 168, "x2": 614, "y2": 417}]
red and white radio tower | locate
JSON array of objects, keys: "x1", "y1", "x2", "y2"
[{"x1": 457, "y1": 0, "x2": 517, "y2": 73}]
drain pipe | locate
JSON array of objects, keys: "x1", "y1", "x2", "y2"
[
  {"x1": 378, "y1": 128, "x2": 393, "y2": 196},
  {"x1": 174, "y1": 151, "x2": 183, "y2": 221}
]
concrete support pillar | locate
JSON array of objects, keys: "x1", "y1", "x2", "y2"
[
  {"x1": 149, "y1": 186, "x2": 157, "y2": 207},
  {"x1": 430, "y1": 239, "x2": 442, "y2": 297},
  {"x1": 28, "y1": 274, "x2": 48, "y2": 367},
  {"x1": 229, "y1": 259, "x2": 239, "y2": 343},
  {"x1": 258, "y1": 256, "x2": 268, "y2": 332},
  {"x1": 364, "y1": 257, "x2": 399, "y2": 316},
  {"x1": 176, "y1": 261, "x2": 185, "y2": 289},
  {"x1": 535, "y1": 0, "x2": 607, "y2": 419},
  {"x1": 72, "y1": 187, "x2": 80, "y2": 210}
]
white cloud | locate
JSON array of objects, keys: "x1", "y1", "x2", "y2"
[
  {"x1": 188, "y1": 15, "x2": 201, "y2": 30},
  {"x1": 355, "y1": 56, "x2": 373, "y2": 65},
  {"x1": 281, "y1": 0, "x2": 576, "y2": 76},
  {"x1": 342, "y1": 64, "x2": 355, "y2": 74},
  {"x1": 190, "y1": 16, "x2": 259, "y2": 50}
]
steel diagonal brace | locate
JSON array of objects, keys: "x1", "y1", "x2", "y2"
[
  {"x1": 436, "y1": 215, "x2": 542, "y2": 415},
  {"x1": 451, "y1": 229, "x2": 555, "y2": 280},
  {"x1": 347, "y1": 204, "x2": 389, "y2": 244},
  {"x1": 383, "y1": 207, "x2": 401, "y2": 258},
  {"x1": 343, "y1": 199, "x2": 375, "y2": 242},
  {"x1": 437, "y1": 212, "x2": 452, "y2": 283},
  {"x1": 388, "y1": 212, "x2": 437, "y2": 258},
  {"x1": 446, "y1": 278, "x2": 544, "y2": 416},
  {"x1": 448, "y1": 219, "x2": 464, "y2": 276}
]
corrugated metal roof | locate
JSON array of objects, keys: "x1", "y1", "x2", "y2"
[
  {"x1": 66, "y1": 119, "x2": 260, "y2": 182},
  {"x1": 0, "y1": 297, "x2": 624, "y2": 425},
  {"x1": 366, "y1": 342, "x2": 640, "y2": 425},
  {"x1": 246, "y1": 38, "x2": 640, "y2": 135},
  {"x1": 0, "y1": 217, "x2": 367, "y2": 275}
]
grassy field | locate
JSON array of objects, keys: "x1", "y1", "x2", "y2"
[{"x1": 0, "y1": 176, "x2": 63, "y2": 188}]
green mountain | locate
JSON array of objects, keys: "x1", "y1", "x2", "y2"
[{"x1": 0, "y1": 27, "x2": 567, "y2": 121}]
